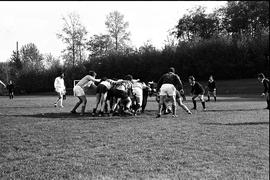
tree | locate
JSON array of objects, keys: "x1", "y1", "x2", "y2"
[
  {"x1": 9, "y1": 50, "x2": 22, "y2": 71},
  {"x1": 220, "y1": 1, "x2": 269, "y2": 40},
  {"x1": 20, "y1": 43, "x2": 44, "y2": 72},
  {"x1": 105, "y1": 11, "x2": 131, "y2": 52},
  {"x1": 174, "y1": 6, "x2": 221, "y2": 41},
  {"x1": 87, "y1": 34, "x2": 113, "y2": 58},
  {"x1": 57, "y1": 12, "x2": 88, "y2": 67},
  {"x1": 42, "y1": 53, "x2": 61, "y2": 69}
]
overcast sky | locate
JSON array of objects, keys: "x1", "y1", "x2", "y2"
[{"x1": 0, "y1": 1, "x2": 227, "y2": 62}]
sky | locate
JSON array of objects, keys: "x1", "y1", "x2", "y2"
[{"x1": 0, "y1": 1, "x2": 227, "y2": 62}]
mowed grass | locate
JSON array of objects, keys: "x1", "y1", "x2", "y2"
[{"x1": 0, "y1": 95, "x2": 269, "y2": 180}]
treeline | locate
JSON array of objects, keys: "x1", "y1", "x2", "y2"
[{"x1": 0, "y1": 1, "x2": 269, "y2": 94}]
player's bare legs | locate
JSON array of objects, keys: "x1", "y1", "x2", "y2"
[
  {"x1": 157, "y1": 95, "x2": 166, "y2": 118},
  {"x1": 71, "y1": 96, "x2": 85, "y2": 114},
  {"x1": 93, "y1": 93, "x2": 101, "y2": 115},
  {"x1": 55, "y1": 93, "x2": 64, "y2": 108},
  {"x1": 100, "y1": 92, "x2": 107, "y2": 114},
  {"x1": 177, "y1": 97, "x2": 192, "y2": 114}
]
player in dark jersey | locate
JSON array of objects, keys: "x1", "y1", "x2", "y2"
[
  {"x1": 7, "y1": 80, "x2": 15, "y2": 99},
  {"x1": 258, "y1": 73, "x2": 270, "y2": 109},
  {"x1": 206, "y1": 75, "x2": 216, "y2": 102},
  {"x1": 156, "y1": 67, "x2": 184, "y2": 118},
  {"x1": 188, "y1": 76, "x2": 206, "y2": 111}
]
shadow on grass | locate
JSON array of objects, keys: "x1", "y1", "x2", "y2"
[
  {"x1": 10, "y1": 112, "x2": 147, "y2": 120},
  {"x1": 206, "y1": 108, "x2": 265, "y2": 112},
  {"x1": 201, "y1": 122, "x2": 269, "y2": 126},
  {"x1": 0, "y1": 106, "x2": 54, "y2": 109}
]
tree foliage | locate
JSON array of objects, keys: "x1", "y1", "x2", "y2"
[
  {"x1": 105, "y1": 11, "x2": 131, "y2": 52},
  {"x1": 57, "y1": 12, "x2": 88, "y2": 67}
]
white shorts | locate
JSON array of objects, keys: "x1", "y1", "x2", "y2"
[
  {"x1": 133, "y1": 88, "x2": 143, "y2": 106},
  {"x1": 159, "y1": 84, "x2": 176, "y2": 96},
  {"x1": 55, "y1": 88, "x2": 65, "y2": 95},
  {"x1": 73, "y1": 85, "x2": 85, "y2": 97}
]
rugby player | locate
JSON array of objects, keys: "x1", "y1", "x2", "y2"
[
  {"x1": 258, "y1": 73, "x2": 270, "y2": 109},
  {"x1": 206, "y1": 75, "x2": 217, "y2": 102},
  {"x1": 92, "y1": 77, "x2": 120, "y2": 116},
  {"x1": 131, "y1": 81, "x2": 150, "y2": 115},
  {"x1": 111, "y1": 75, "x2": 133, "y2": 116},
  {"x1": 188, "y1": 76, "x2": 206, "y2": 111},
  {"x1": 7, "y1": 80, "x2": 15, "y2": 99},
  {"x1": 54, "y1": 72, "x2": 66, "y2": 108},
  {"x1": 156, "y1": 67, "x2": 183, "y2": 118},
  {"x1": 71, "y1": 71, "x2": 99, "y2": 115}
]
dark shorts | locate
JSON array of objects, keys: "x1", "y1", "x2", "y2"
[
  {"x1": 114, "y1": 89, "x2": 129, "y2": 99},
  {"x1": 96, "y1": 84, "x2": 108, "y2": 94}
]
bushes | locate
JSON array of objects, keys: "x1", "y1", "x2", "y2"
[{"x1": 12, "y1": 36, "x2": 269, "y2": 94}]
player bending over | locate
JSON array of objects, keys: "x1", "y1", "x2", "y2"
[
  {"x1": 156, "y1": 67, "x2": 183, "y2": 118},
  {"x1": 156, "y1": 90, "x2": 192, "y2": 115},
  {"x1": 111, "y1": 75, "x2": 133, "y2": 116},
  {"x1": 92, "y1": 77, "x2": 119, "y2": 116},
  {"x1": 188, "y1": 76, "x2": 206, "y2": 111},
  {"x1": 71, "y1": 71, "x2": 99, "y2": 115},
  {"x1": 131, "y1": 81, "x2": 151, "y2": 115},
  {"x1": 257, "y1": 73, "x2": 270, "y2": 109}
]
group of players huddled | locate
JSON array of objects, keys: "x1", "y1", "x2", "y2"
[
  {"x1": 53, "y1": 67, "x2": 220, "y2": 118},
  {"x1": 51, "y1": 68, "x2": 270, "y2": 118}
]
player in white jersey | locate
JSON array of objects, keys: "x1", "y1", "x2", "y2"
[
  {"x1": 131, "y1": 81, "x2": 150, "y2": 114},
  {"x1": 71, "y1": 71, "x2": 99, "y2": 115},
  {"x1": 54, "y1": 72, "x2": 66, "y2": 108}
]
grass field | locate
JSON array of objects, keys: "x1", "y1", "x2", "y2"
[{"x1": 0, "y1": 94, "x2": 269, "y2": 179}]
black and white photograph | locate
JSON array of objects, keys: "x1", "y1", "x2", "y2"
[{"x1": 0, "y1": 1, "x2": 269, "y2": 179}]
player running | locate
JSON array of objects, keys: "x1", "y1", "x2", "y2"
[
  {"x1": 71, "y1": 71, "x2": 99, "y2": 115},
  {"x1": 188, "y1": 76, "x2": 206, "y2": 111},
  {"x1": 257, "y1": 73, "x2": 270, "y2": 109},
  {"x1": 206, "y1": 75, "x2": 217, "y2": 102},
  {"x1": 156, "y1": 67, "x2": 184, "y2": 118},
  {"x1": 54, "y1": 72, "x2": 66, "y2": 108}
]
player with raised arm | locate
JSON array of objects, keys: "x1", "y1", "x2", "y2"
[
  {"x1": 189, "y1": 76, "x2": 206, "y2": 111},
  {"x1": 54, "y1": 72, "x2": 66, "y2": 108},
  {"x1": 71, "y1": 71, "x2": 99, "y2": 115},
  {"x1": 257, "y1": 73, "x2": 270, "y2": 109}
]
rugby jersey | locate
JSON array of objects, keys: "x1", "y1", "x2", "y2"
[
  {"x1": 191, "y1": 81, "x2": 205, "y2": 95},
  {"x1": 157, "y1": 72, "x2": 183, "y2": 91}
]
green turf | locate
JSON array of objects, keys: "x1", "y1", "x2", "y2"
[{"x1": 0, "y1": 95, "x2": 269, "y2": 179}]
